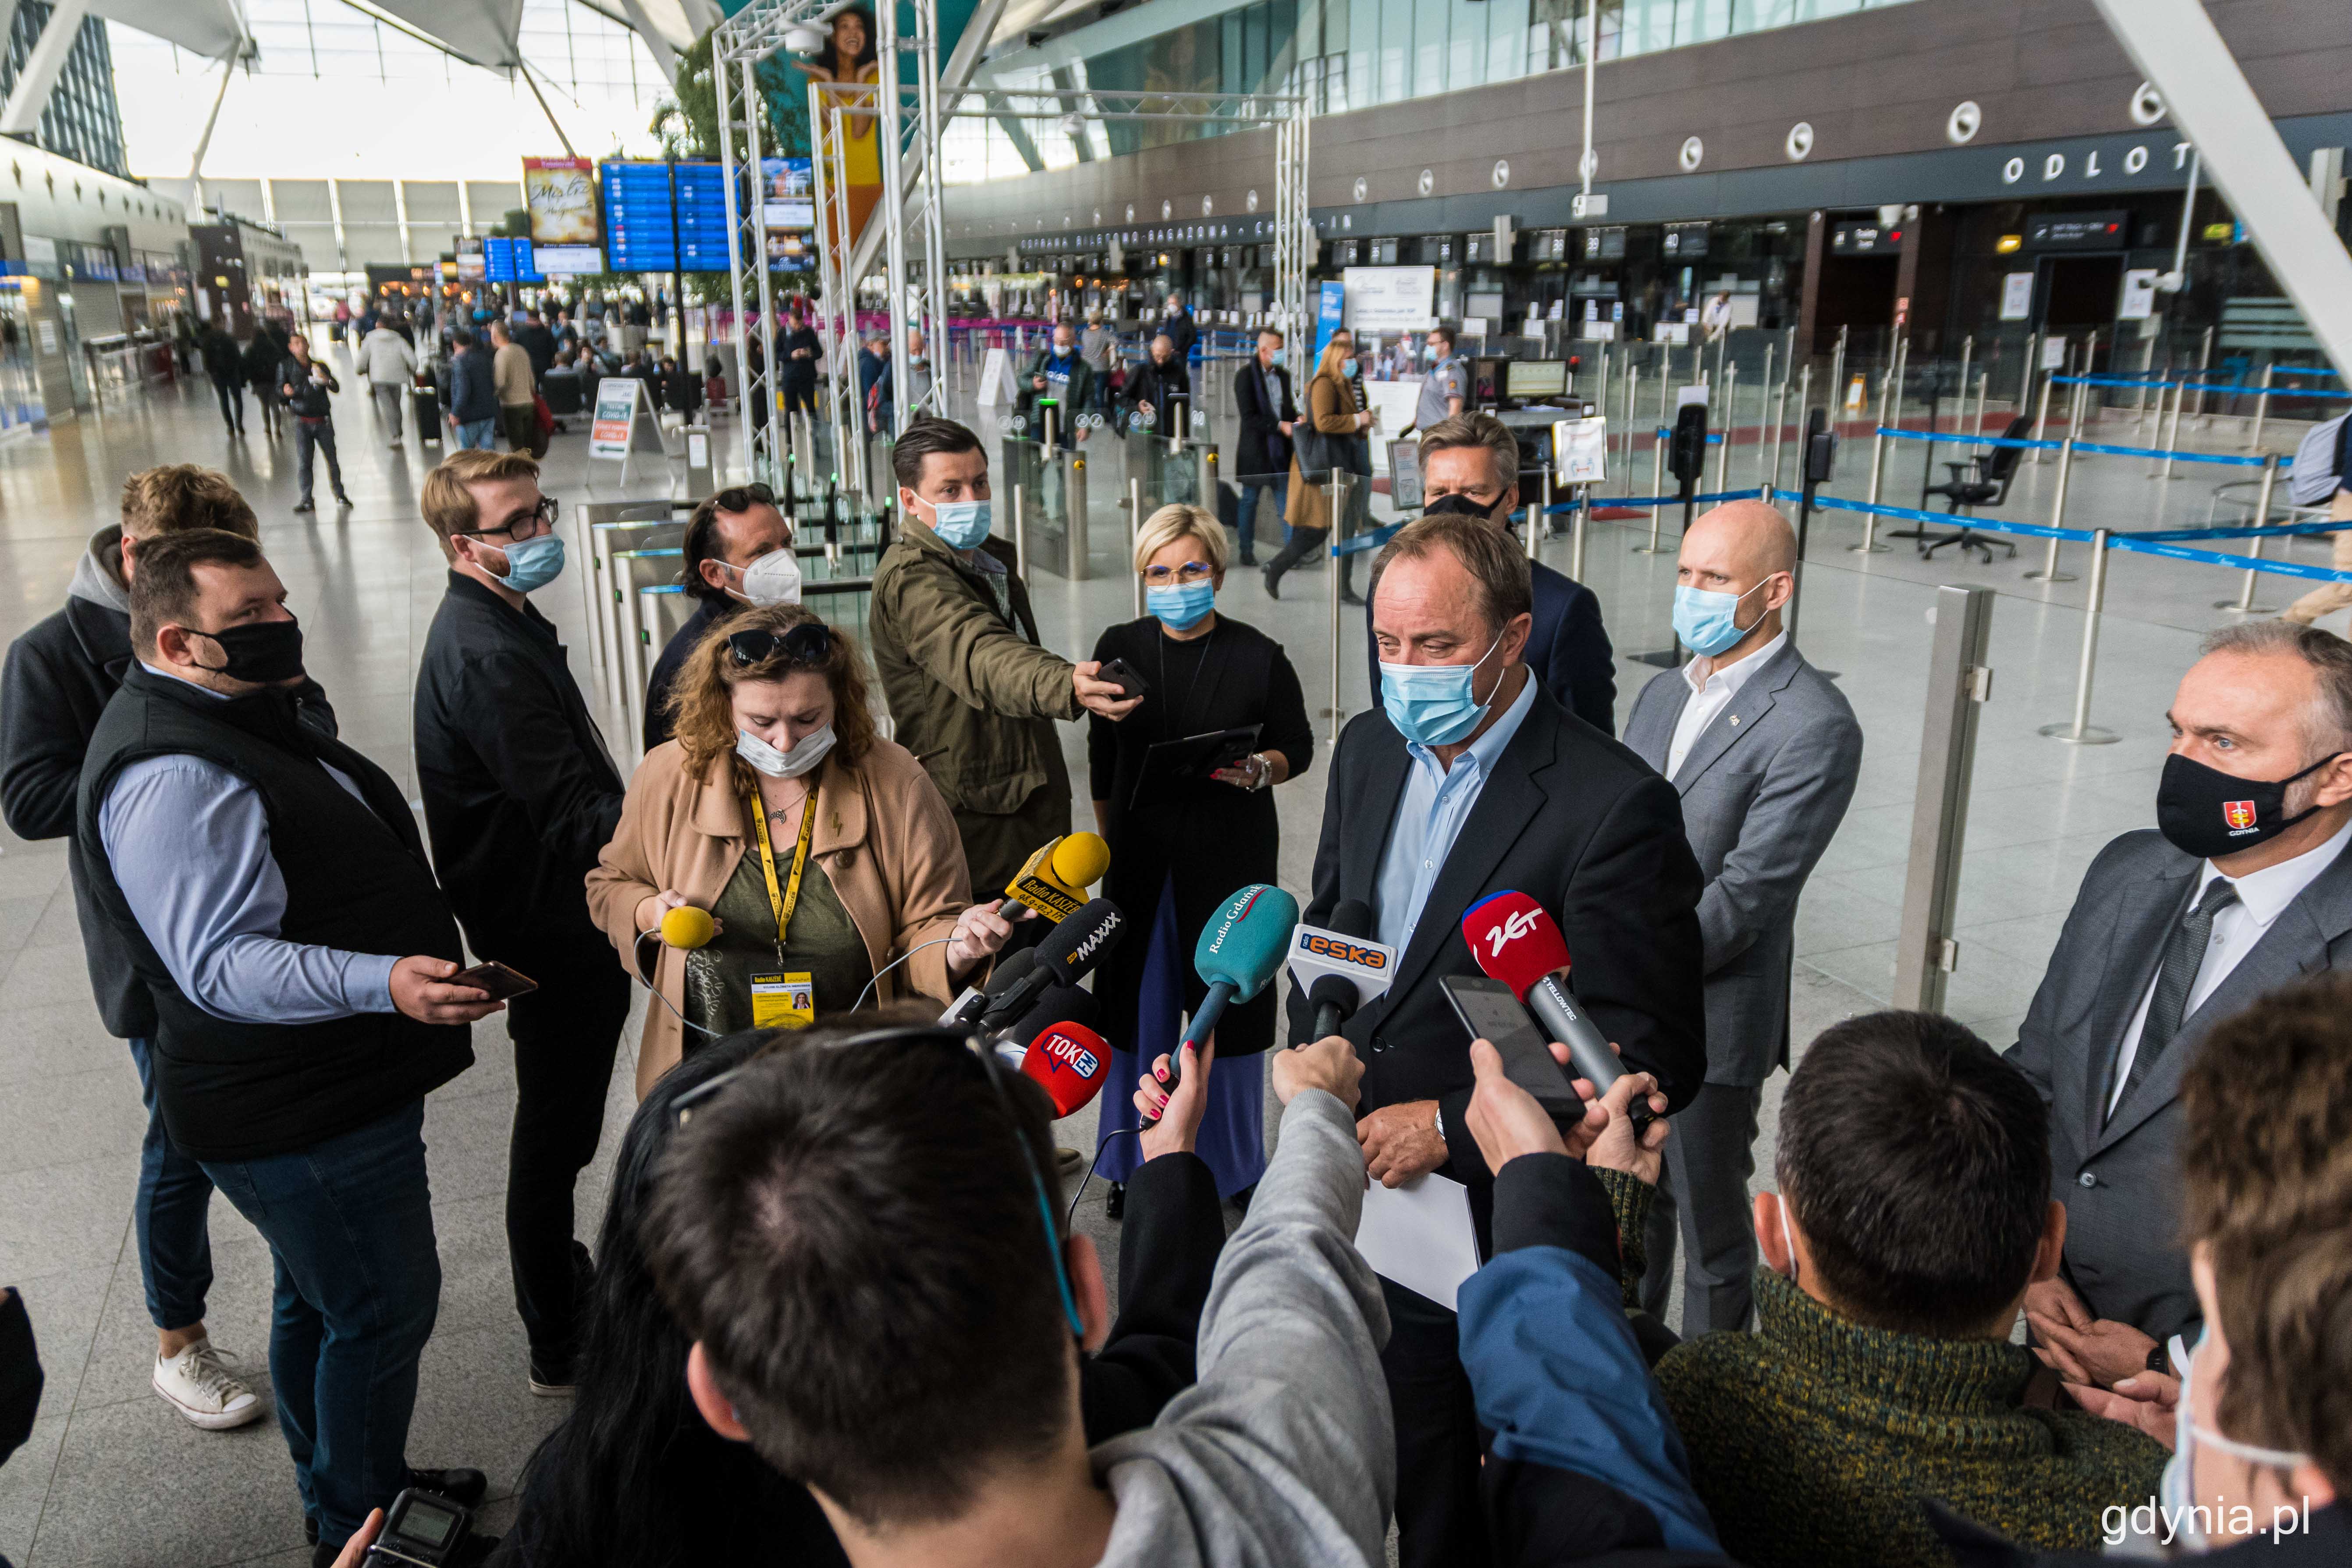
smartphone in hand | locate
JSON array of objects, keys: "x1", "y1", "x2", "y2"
[{"x1": 448, "y1": 961, "x2": 539, "y2": 1001}]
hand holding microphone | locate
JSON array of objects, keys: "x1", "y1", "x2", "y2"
[
  {"x1": 1136, "y1": 1037, "x2": 1213, "y2": 1159},
  {"x1": 639, "y1": 889, "x2": 721, "y2": 945},
  {"x1": 946, "y1": 899, "x2": 1018, "y2": 974},
  {"x1": 1460, "y1": 890, "x2": 1651, "y2": 1125}
]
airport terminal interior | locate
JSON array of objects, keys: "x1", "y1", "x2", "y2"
[{"x1": 3, "y1": 0, "x2": 2352, "y2": 1564}]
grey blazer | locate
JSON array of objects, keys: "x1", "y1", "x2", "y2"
[
  {"x1": 2008, "y1": 828, "x2": 2352, "y2": 1345},
  {"x1": 1624, "y1": 640, "x2": 1862, "y2": 1086}
]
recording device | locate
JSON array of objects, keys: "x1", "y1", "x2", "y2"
[
  {"x1": 1145, "y1": 882, "x2": 1300, "y2": 1119},
  {"x1": 362, "y1": 1486, "x2": 470, "y2": 1566},
  {"x1": 942, "y1": 948, "x2": 1038, "y2": 1026},
  {"x1": 659, "y1": 904, "x2": 716, "y2": 949},
  {"x1": 1285, "y1": 898, "x2": 1393, "y2": 1040},
  {"x1": 1095, "y1": 657, "x2": 1150, "y2": 703},
  {"x1": 975, "y1": 899, "x2": 1126, "y2": 1031},
  {"x1": 447, "y1": 961, "x2": 538, "y2": 1002},
  {"x1": 1001, "y1": 832, "x2": 1112, "y2": 922},
  {"x1": 1667, "y1": 402, "x2": 1709, "y2": 489},
  {"x1": 1439, "y1": 974, "x2": 1580, "y2": 1119},
  {"x1": 1460, "y1": 890, "x2": 1653, "y2": 1127}
]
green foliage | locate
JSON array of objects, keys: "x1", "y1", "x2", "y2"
[
  {"x1": 495, "y1": 208, "x2": 531, "y2": 237},
  {"x1": 650, "y1": 26, "x2": 810, "y2": 163}
]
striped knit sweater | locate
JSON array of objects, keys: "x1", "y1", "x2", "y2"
[{"x1": 1654, "y1": 1269, "x2": 2167, "y2": 1568}]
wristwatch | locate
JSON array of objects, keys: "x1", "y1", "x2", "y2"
[
  {"x1": 1246, "y1": 753, "x2": 1273, "y2": 791},
  {"x1": 1433, "y1": 1105, "x2": 1445, "y2": 1143},
  {"x1": 2146, "y1": 1343, "x2": 2171, "y2": 1376}
]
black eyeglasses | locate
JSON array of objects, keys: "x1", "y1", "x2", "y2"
[
  {"x1": 727, "y1": 623, "x2": 832, "y2": 668},
  {"x1": 713, "y1": 483, "x2": 777, "y2": 513},
  {"x1": 670, "y1": 1024, "x2": 1084, "y2": 1336},
  {"x1": 459, "y1": 494, "x2": 558, "y2": 538}
]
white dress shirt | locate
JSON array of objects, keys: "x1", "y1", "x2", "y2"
[
  {"x1": 2107, "y1": 813, "x2": 2352, "y2": 1111},
  {"x1": 1665, "y1": 629, "x2": 1787, "y2": 778}
]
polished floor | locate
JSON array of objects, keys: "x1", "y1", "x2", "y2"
[{"x1": 0, "y1": 349, "x2": 2334, "y2": 1566}]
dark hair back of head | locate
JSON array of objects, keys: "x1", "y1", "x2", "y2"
[
  {"x1": 129, "y1": 529, "x2": 266, "y2": 652},
  {"x1": 1777, "y1": 1010, "x2": 2050, "y2": 1337},
  {"x1": 120, "y1": 465, "x2": 258, "y2": 541},
  {"x1": 641, "y1": 1022, "x2": 1071, "y2": 1528},
  {"x1": 888, "y1": 414, "x2": 984, "y2": 494}
]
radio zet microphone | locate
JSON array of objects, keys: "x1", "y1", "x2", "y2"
[
  {"x1": 1460, "y1": 890, "x2": 1633, "y2": 1106},
  {"x1": 1146, "y1": 882, "x2": 1299, "y2": 1120},
  {"x1": 977, "y1": 899, "x2": 1126, "y2": 1031},
  {"x1": 1001, "y1": 832, "x2": 1112, "y2": 923},
  {"x1": 1286, "y1": 898, "x2": 1394, "y2": 1040}
]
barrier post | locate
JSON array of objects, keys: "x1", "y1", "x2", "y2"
[
  {"x1": 1827, "y1": 331, "x2": 1847, "y2": 435},
  {"x1": 1570, "y1": 483, "x2": 1588, "y2": 582},
  {"x1": 2248, "y1": 363, "x2": 2274, "y2": 451},
  {"x1": 1848, "y1": 427, "x2": 1890, "y2": 554},
  {"x1": 2158, "y1": 381, "x2": 2185, "y2": 481},
  {"x1": 1328, "y1": 469, "x2": 1345, "y2": 743},
  {"x1": 2192, "y1": 326, "x2": 2214, "y2": 429},
  {"x1": 1892, "y1": 583, "x2": 1997, "y2": 1013},
  {"x1": 1713, "y1": 363, "x2": 1736, "y2": 494},
  {"x1": 1638, "y1": 423, "x2": 1670, "y2": 553},
  {"x1": 1530, "y1": 462, "x2": 1547, "y2": 560},
  {"x1": 1758, "y1": 341, "x2": 1776, "y2": 488},
  {"x1": 1954, "y1": 335, "x2": 1973, "y2": 424},
  {"x1": 1623, "y1": 364, "x2": 1639, "y2": 470},
  {"x1": 1128, "y1": 476, "x2": 1144, "y2": 619},
  {"x1": 2066, "y1": 366, "x2": 2088, "y2": 445},
  {"x1": 2038, "y1": 526, "x2": 2119, "y2": 745},
  {"x1": 1971, "y1": 370, "x2": 1988, "y2": 442},
  {"x1": 1012, "y1": 481, "x2": 1027, "y2": 579},
  {"x1": 2020, "y1": 330, "x2": 2039, "y2": 416},
  {"x1": 2215, "y1": 454, "x2": 2282, "y2": 614},
  {"x1": 1773, "y1": 363, "x2": 1801, "y2": 491},
  {"x1": 2025, "y1": 437, "x2": 2078, "y2": 583},
  {"x1": 2032, "y1": 353, "x2": 2057, "y2": 461}
]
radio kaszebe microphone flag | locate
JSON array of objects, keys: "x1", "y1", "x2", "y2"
[
  {"x1": 1000, "y1": 832, "x2": 1112, "y2": 922},
  {"x1": 1142, "y1": 882, "x2": 1300, "y2": 1122}
]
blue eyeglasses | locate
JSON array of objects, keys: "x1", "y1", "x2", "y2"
[{"x1": 671, "y1": 1024, "x2": 1084, "y2": 1337}]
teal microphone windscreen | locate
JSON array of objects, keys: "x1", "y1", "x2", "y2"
[{"x1": 1192, "y1": 883, "x2": 1300, "y2": 1002}]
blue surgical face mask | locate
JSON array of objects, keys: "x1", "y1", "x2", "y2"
[
  {"x1": 1343, "y1": 358, "x2": 1361, "y2": 379},
  {"x1": 495, "y1": 533, "x2": 566, "y2": 594},
  {"x1": 1671, "y1": 577, "x2": 1773, "y2": 658},
  {"x1": 914, "y1": 494, "x2": 993, "y2": 551},
  {"x1": 1379, "y1": 633, "x2": 1504, "y2": 748},
  {"x1": 1147, "y1": 580, "x2": 1215, "y2": 631}
]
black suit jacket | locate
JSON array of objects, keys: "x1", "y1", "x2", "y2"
[
  {"x1": 1364, "y1": 558, "x2": 1618, "y2": 737},
  {"x1": 1080, "y1": 1148, "x2": 1227, "y2": 1441},
  {"x1": 1290, "y1": 682, "x2": 1707, "y2": 1212},
  {"x1": 1233, "y1": 359, "x2": 1297, "y2": 480}
]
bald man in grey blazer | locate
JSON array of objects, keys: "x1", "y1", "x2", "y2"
[{"x1": 1624, "y1": 500, "x2": 1862, "y2": 1335}]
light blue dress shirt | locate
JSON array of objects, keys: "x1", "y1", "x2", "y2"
[
  {"x1": 97, "y1": 665, "x2": 400, "y2": 1025},
  {"x1": 1374, "y1": 668, "x2": 1540, "y2": 955}
]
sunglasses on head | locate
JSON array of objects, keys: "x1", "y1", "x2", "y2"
[
  {"x1": 713, "y1": 483, "x2": 777, "y2": 513},
  {"x1": 727, "y1": 622, "x2": 832, "y2": 668}
]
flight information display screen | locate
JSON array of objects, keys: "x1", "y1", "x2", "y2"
[
  {"x1": 601, "y1": 161, "x2": 678, "y2": 273},
  {"x1": 674, "y1": 161, "x2": 731, "y2": 274}
]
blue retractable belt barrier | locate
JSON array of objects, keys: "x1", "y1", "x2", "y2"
[
  {"x1": 1875, "y1": 425, "x2": 2269, "y2": 466},
  {"x1": 2110, "y1": 519, "x2": 2345, "y2": 543},
  {"x1": 1652, "y1": 427, "x2": 1725, "y2": 443},
  {"x1": 1540, "y1": 487, "x2": 1766, "y2": 516},
  {"x1": 1807, "y1": 495, "x2": 2352, "y2": 583}
]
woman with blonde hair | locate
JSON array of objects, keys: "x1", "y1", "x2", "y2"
[
  {"x1": 587, "y1": 603, "x2": 1016, "y2": 1094},
  {"x1": 1085, "y1": 503, "x2": 1314, "y2": 1212},
  {"x1": 1263, "y1": 328, "x2": 1374, "y2": 603}
]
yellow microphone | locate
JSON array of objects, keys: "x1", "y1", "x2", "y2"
[
  {"x1": 660, "y1": 904, "x2": 717, "y2": 949},
  {"x1": 1001, "y1": 832, "x2": 1110, "y2": 922}
]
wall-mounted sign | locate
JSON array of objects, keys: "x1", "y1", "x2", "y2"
[
  {"x1": 2026, "y1": 211, "x2": 2127, "y2": 249},
  {"x1": 2000, "y1": 271, "x2": 2035, "y2": 321},
  {"x1": 1342, "y1": 265, "x2": 1436, "y2": 333},
  {"x1": 1830, "y1": 221, "x2": 1899, "y2": 255},
  {"x1": 2118, "y1": 267, "x2": 2160, "y2": 320},
  {"x1": 1580, "y1": 226, "x2": 1626, "y2": 261},
  {"x1": 523, "y1": 156, "x2": 599, "y2": 245},
  {"x1": 1368, "y1": 236, "x2": 1400, "y2": 266},
  {"x1": 1663, "y1": 222, "x2": 1709, "y2": 259}
]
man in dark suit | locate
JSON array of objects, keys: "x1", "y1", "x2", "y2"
[
  {"x1": 1231, "y1": 327, "x2": 1296, "y2": 568},
  {"x1": 1369, "y1": 414, "x2": 1618, "y2": 735},
  {"x1": 1294, "y1": 511, "x2": 1706, "y2": 1568},
  {"x1": 1623, "y1": 499, "x2": 1862, "y2": 1337},
  {"x1": 2011, "y1": 620, "x2": 2352, "y2": 1387}
]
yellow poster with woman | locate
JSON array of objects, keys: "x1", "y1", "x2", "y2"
[{"x1": 796, "y1": 6, "x2": 882, "y2": 252}]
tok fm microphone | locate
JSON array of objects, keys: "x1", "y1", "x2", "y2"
[
  {"x1": 976, "y1": 898, "x2": 1126, "y2": 1031},
  {"x1": 1146, "y1": 882, "x2": 1299, "y2": 1120},
  {"x1": 1285, "y1": 898, "x2": 1394, "y2": 1040},
  {"x1": 1461, "y1": 890, "x2": 1646, "y2": 1120},
  {"x1": 1001, "y1": 832, "x2": 1112, "y2": 922},
  {"x1": 995, "y1": 1020, "x2": 1113, "y2": 1119}
]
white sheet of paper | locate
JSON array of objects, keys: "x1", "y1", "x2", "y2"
[{"x1": 1354, "y1": 1172, "x2": 1481, "y2": 1312}]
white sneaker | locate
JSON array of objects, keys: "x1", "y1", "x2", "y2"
[{"x1": 153, "y1": 1338, "x2": 264, "y2": 1430}]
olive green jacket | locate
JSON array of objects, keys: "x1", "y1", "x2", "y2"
[{"x1": 868, "y1": 517, "x2": 1080, "y2": 888}]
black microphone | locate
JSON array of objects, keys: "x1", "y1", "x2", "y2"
[
  {"x1": 990, "y1": 985, "x2": 1100, "y2": 1057},
  {"x1": 943, "y1": 948, "x2": 1037, "y2": 1026},
  {"x1": 977, "y1": 898, "x2": 1126, "y2": 1031}
]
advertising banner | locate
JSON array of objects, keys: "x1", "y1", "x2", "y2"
[
  {"x1": 1343, "y1": 266, "x2": 1436, "y2": 334},
  {"x1": 523, "y1": 157, "x2": 599, "y2": 245}
]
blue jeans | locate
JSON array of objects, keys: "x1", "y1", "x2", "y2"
[
  {"x1": 128, "y1": 1036, "x2": 214, "y2": 1331},
  {"x1": 455, "y1": 418, "x2": 497, "y2": 450},
  {"x1": 199, "y1": 1102, "x2": 441, "y2": 1544},
  {"x1": 1237, "y1": 483, "x2": 1283, "y2": 562}
]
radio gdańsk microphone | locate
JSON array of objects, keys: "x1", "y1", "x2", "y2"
[
  {"x1": 1000, "y1": 832, "x2": 1112, "y2": 923},
  {"x1": 1285, "y1": 898, "x2": 1393, "y2": 1040},
  {"x1": 1144, "y1": 883, "x2": 1298, "y2": 1119}
]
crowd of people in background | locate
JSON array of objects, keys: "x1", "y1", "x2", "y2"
[{"x1": 2, "y1": 295, "x2": 2350, "y2": 1568}]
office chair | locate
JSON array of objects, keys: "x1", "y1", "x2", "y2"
[{"x1": 1919, "y1": 414, "x2": 2031, "y2": 562}]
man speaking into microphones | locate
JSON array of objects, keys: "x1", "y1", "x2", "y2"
[{"x1": 1290, "y1": 511, "x2": 1705, "y2": 1568}]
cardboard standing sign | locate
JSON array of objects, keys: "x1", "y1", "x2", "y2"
[
  {"x1": 588, "y1": 376, "x2": 669, "y2": 485},
  {"x1": 1550, "y1": 415, "x2": 1609, "y2": 485}
]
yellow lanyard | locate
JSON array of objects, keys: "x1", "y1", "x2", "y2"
[{"x1": 744, "y1": 772, "x2": 818, "y2": 956}]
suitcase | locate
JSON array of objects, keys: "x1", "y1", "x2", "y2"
[{"x1": 413, "y1": 387, "x2": 445, "y2": 446}]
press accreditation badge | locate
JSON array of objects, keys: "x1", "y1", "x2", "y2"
[{"x1": 750, "y1": 972, "x2": 816, "y2": 1030}]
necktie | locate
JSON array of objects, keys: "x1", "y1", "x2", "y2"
[{"x1": 2113, "y1": 878, "x2": 2239, "y2": 1121}]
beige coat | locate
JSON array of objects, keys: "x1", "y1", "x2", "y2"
[
  {"x1": 1286, "y1": 368, "x2": 1363, "y2": 533},
  {"x1": 586, "y1": 734, "x2": 971, "y2": 1096}
]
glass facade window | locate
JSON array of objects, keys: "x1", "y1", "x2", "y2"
[
  {"x1": 0, "y1": 1, "x2": 127, "y2": 178},
  {"x1": 949, "y1": 0, "x2": 1918, "y2": 180}
]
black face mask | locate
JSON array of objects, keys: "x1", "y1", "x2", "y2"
[
  {"x1": 1424, "y1": 490, "x2": 1510, "y2": 527},
  {"x1": 188, "y1": 618, "x2": 306, "y2": 685},
  {"x1": 2155, "y1": 750, "x2": 2343, "y2": 860}
]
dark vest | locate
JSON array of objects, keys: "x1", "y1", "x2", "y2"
[{"x1": 76, "y1": 668, "x2": 472, "y2": 1162}]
